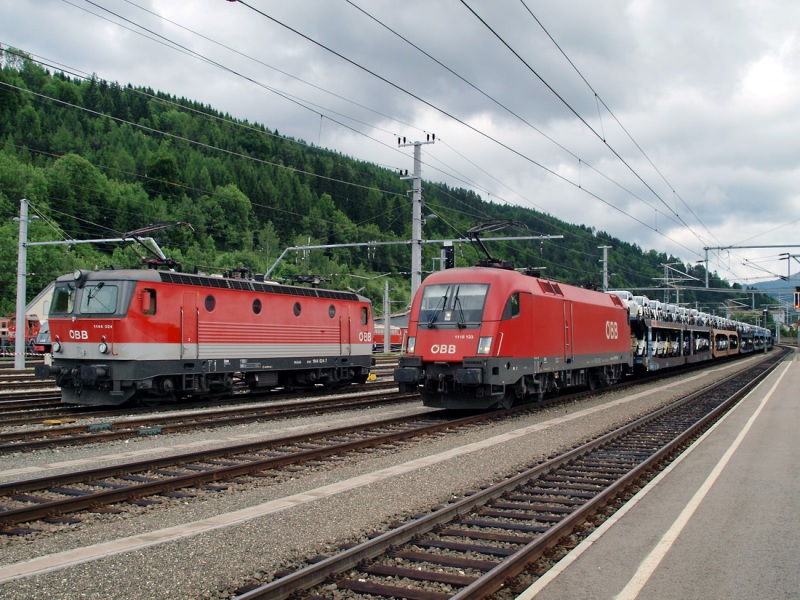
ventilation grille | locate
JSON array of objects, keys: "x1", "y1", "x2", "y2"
[{"x1": 538, "y1": 280, "x2": 564, "y2": 296}]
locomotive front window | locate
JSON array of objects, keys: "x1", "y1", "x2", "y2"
[
  {"x1": 419, "y1": 283, "x2": 488, "y2": 328},
  {"x1": 79, "y1": 283, "x2": 119, "y2": 315},
  {"x1": 51, "y1": 285, "x2": 76, "y2": 314}
]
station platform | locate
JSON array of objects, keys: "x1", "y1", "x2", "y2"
[{"x1": 521, "y1": 349, "x2": 800, "y2": 600}]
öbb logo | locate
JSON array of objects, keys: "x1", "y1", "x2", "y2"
[{"x1": 430, "y1": 344, "x2": 457, "y2": 354}]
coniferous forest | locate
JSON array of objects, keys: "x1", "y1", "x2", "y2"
[{"x1": 0, "y1": 48, "x2": 764, "y2": 318}]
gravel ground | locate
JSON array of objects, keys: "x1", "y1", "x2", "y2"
[{"x1": 0, "y1": 357, "x2": 762, "y2": 599}]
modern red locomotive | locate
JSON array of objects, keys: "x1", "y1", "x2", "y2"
[
  {"x1": 36, "y1": 268, "x2": 374, "y2": 406},
  {"x1": 394, "y1": 266, "x2": 632, "y2": 409},
  {"x1": 394, "y1": 258, "x2": 773, "y2": 410}
]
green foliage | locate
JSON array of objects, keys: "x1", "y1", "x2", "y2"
[{"x1": 0, "y1": 53, "x2": 775, "y2": 316}]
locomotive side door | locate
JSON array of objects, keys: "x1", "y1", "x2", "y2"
[
  {"x1": 563, "y1": 300, "x2": 574, "y2": 363},
  {"x1": 181, "y1": 293, "x2": 199, "y2": 359},
  {"x1": 339, "y1": 306, "x2": 352, "y2": 356}
]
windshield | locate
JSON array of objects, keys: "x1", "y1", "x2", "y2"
[
  {"x1": 418, "y1": 283, "x2": 489, "y2": 328},
  {"x1": 79, "y1": 283, "x2": 119, "y2": 315},
  {"x1": 51, "y1": 284, "x2": 76, "y2": 314}
]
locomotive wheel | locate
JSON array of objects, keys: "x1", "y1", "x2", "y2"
[
  {"x1": 587, "y1": 370, "x2": 599, "y2": 391},
  {"x1": 496, "y1": 390, "x2": 515, "y2": 410}
]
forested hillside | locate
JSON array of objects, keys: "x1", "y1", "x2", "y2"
[{"x1": 0, "y1": 48, "x2": 753, "y2": 316}]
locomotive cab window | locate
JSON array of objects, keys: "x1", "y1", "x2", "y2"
[
  {"x1": 419, "y1": 283, "x2": 488, "y2": 328},
  {"x1": 51, "y1": 285, "x2": 76, "y2": 314},
  {"x1": 361, "y1": 306, "x2": 369, "y2": 325},
  {"x1": 141, "y1": 288, "x2": 157, "y2": 315},
  {"x1": 79, "y1": 283, "x2": 118, "y2": 315},
  {"x1": 502, "y1": 293, "x2": 520, "y2": 320}
]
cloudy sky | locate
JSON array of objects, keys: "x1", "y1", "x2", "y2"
[{"x1": 3, "y1": 0, "x2": 800, "y2": 289}]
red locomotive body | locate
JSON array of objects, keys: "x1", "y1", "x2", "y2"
[
  {"x1": 37, "y1": 269, "x2": 373, "y2": 406},
  {"x1": 394, "y1": 267, "x2": 633, "y2": 409}
]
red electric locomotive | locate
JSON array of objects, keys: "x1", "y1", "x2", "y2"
[
  {"x1": 36, "y1": 268, "x2": 374, "y2": 406},
  {"x1": 394, "y1": 265, "x2": 633, "y2": 409}
]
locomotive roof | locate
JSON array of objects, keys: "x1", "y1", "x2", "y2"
[
  {"x1": 422, "y1": 266, "x2": 624, "y2": 307},
  {"x1": 56, "y1": 269, "x2": 365, "y2": 302}
]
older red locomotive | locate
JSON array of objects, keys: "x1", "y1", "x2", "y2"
[
  {"x1": 36, "y1": 268, "x2": 374, "y2": 406},
  {"x1": 394, "y1": 266, "x2": 632, "y2": 409}
]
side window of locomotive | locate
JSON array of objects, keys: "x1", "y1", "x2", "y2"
[
  {"x1": 142, "y1": 288, "x2": 157, "y2": 315},
  {"x1": 79, "y1": 283, "x2": 118, "y2": 315},
  {"x1": 502, "y1": 293, "x2": 520, "y2": 320},
  {"x1": 361, "y1": 306, "x2": 369, "y2": 325},
  {"x1": 51, "y1": 285, "x2": 76, "y2": 314}
]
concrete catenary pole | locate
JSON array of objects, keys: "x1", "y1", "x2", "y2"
[
  {"x1": 598, "y1": 245, "x2": 611, "y2": 292},
  {"x1": 399, "y1": 134, "x2": 434, "y2": 306},
  {"x1": 383, "y1": 279, "x2": 390, "y2": 354},
  {"x1": 14, "y1": 198, "x2": 31, "y2": 370}
]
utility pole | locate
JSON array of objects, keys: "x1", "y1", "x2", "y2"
[
  {"x1": 13, "y1": 199, "x2": 33, "y2": 370},
  {"x1": 399, "y1": 134, "x2": 434, "y2": 306},
  {"x1": 383, "y1": 279, "x2": 390, "y2": 354},
  {"x1": 598, "y1": 245, "x2": 612, "y2": 292}
]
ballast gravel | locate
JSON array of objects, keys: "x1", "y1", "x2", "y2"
[{"x1": 0, "y1": 358, "x2": 762, "y2": 599}]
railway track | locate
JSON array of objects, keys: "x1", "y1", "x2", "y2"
[
  {"x1": 0, "y1": 378, "x2": 58, "y2": 393},
  {"x1": 0, "y1": 403, "x2": 469, "y2": 533},
  {"x1": 227, "y1": 348, "x2": 787, "y2": 599},
  {"x1": 0, "y1": 382, "x2": 407, "y2": 454},
  {"x1": 0, "y1": 397, "x2": 62, "y2": 412}
]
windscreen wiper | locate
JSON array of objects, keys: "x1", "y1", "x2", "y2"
[
  {"x1": 427, "y1": 286, "x2": 450, "y2": 328},
  {"x1": 87, "y1": 282, "x2": 105, "y2": 301},
  {"x1": 453, "y1": 294, "x2": 467, "y2": 329}
]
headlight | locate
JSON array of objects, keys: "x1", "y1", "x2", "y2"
[
  {"x1": 52, "y1": 341, "x2": 62, "y2": 353},
  {"x1": 98, "y1": 342, "x2": 109, "y2": 354},
  {"x1": 406, "y1": 336, "x2": 416, "y2": 354},
  {"x1": 476, "y1": 336, "x2": 493, "y2": 355}
]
